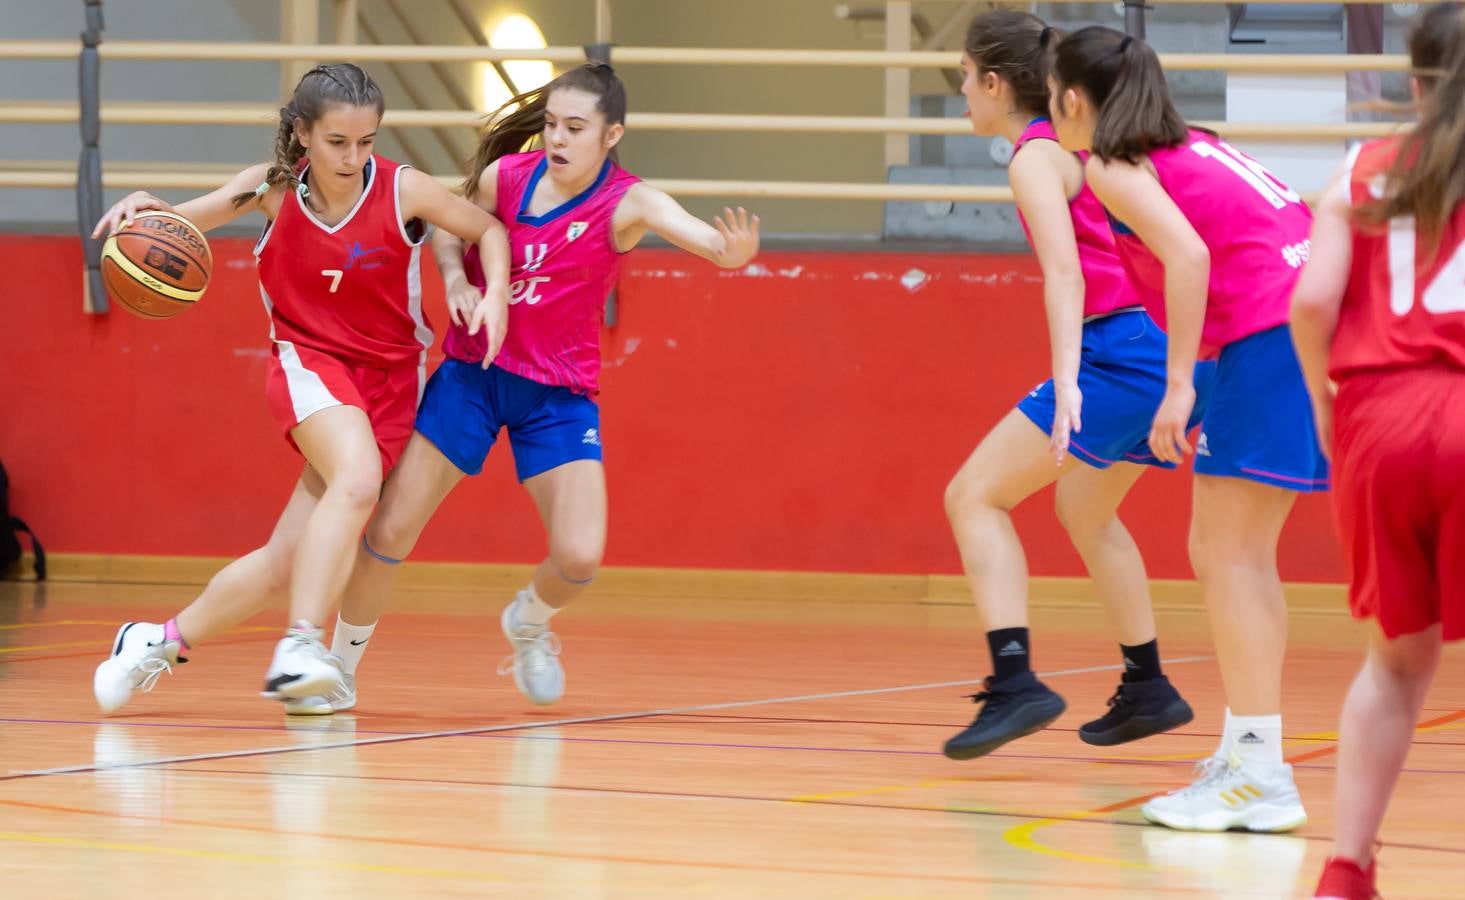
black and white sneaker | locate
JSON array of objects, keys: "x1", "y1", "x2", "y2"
[
  {"x1": 1079, "y1": 675, "x2": 1193, "y2": 746},
  {"x1": 942, "y1": 672, "x2": 1067, "y2": 761},
  {"x1": 261, "y1": 621, "x2": 344, "y2": 700},
  {"x1": 93, "y1": 622, "x2": 186, "y2": 713}
]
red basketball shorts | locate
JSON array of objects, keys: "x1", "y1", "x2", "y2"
[
  {"x1": 1333, "y1": 367, "x2": 1465, "y2": 641},
  {"x1": 265, "y1": 342, "x2": 423, "y2": 473}
]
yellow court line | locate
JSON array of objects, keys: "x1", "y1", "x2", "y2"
[
  {"x1": 0, "y1": 641, "x2": 126, "y2": 654},
  {"x1": 1008, "y1": 712, "x2": 1465, "y2": 872},
  {"x1": 788, "y1": 775, "x2": 1024, "y2": 804},
  {"x1": 1003, "y1": 807, "x2": 1176, "y2": 873},
  {"x1": 0, "y1": 621, "x2": 279, "y2": 633},
  {"x1": 0, "y1": 620, "x2": 128, "y2": 631},
  {"x1": 0, "y1": 831, "x2": 505, "y2": 881},
  {"x1": 0, "y1": 625, "x2": 280, "y2": 654}
]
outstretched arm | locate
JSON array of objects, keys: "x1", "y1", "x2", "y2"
[{"x1": 614, "y1": 183, "x2": 759, "y2": 268}]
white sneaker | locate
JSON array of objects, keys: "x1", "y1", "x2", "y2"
[
  {"x1": 261, "y1": 622, "x2": 344, "y2": 700},
  {"x1": 1142, "y1": 752, "x2": 1308, "y2": 833},
  {"x1": 282, "y1": 673, "x2": 357, "y2": 716},
  {"x1": 498, "y1": 594, "x2": 564, "y2": 706},
  {"x1": 93, "y1": 622, "x2": 185, "y2": 713}
]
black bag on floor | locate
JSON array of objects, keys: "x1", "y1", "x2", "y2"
[{"x1": 0, "y1": 460, "x2": 45, "y2": 581}]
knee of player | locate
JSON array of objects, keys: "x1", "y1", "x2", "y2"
[
  {"x1": 331, "y1": 468, "x2": 384, "y2": 510},
  {"x1": 1054, "y1": 495, "x2": 1117, "y2": 548},
  {"x1": 944, "y1": 472, "x2": 1001, "y2": 520},
  {"x1": 551, "y1": 541, "x2": 603, "y2": 583},
  {"x1": 362, "y1": 516, "x2": 418, "y2": 562},
  {"x1": 1053, "y1": 493, "x2": 1090, "y2": 539},
  {"x1": 1370, "y1": 632, "x2": 1442, "y2": 680},
  {"x1": 1185, "y1": 531, "x2": 1213, "y2": 577}
]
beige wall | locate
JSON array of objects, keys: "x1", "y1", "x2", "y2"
[{"x1": 357, "y1": 0, "x2": 965, "y2": 234}]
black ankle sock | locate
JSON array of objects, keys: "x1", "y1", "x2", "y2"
[
  {"x1": 1120, "y1": 639, "x2": 1163, "y2": 682},
  {"x1": 986, "y1": 627, "x2": 1031, "y2": 682}
]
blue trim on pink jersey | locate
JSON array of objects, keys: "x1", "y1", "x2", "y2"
[
  {"x1": 517, "y1": 156, "x2": 614, "y2": 226},
  {"x1": 1106, "y1": 211, "x2": 1135, "y2": 236}
]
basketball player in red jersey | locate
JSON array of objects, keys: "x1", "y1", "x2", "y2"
[
  {"x1": 90, "y1": 64, "x2": 512, "y2": 711},
  {"x1": 1290, "y1": 6, "x2": 1465, "y2": 898},
  {"x1": 294, "y1": 63, "x2": 760, "y2": 713}
]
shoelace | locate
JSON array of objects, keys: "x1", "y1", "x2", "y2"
[
  {"x1": 290, "y1": 632, "x2": 343, "y2": 665},
  {"x1": 135, "y1": 655, "x2": 173, "y2": 693},
  {"x1": 1104, "y1": 684, "x2": 1136, "y2": 710},
  {"x1": 963, "y1": 680, "x2": 1013, "y2": 717},
  {"x1": 497, "y1": 629, "x2": 562, "y2": 676},
  {"x1": 1171, "y1": 756, "x2": 1233, "y2": 798}
]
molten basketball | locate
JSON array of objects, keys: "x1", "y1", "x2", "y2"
[{"x1": 100, "y1": 211, "x2": 212, "y2": 319}]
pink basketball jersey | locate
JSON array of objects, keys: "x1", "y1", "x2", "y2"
[
  {"x1": 1108, "y1": 129, "x2": 1314, "y2": 356},
  {"x1": 1013, "y1": 118, "x2": 1135, "y2": 318},
  {"x1": 443, "y1": 150, "x2": 640, "y2": 394}
]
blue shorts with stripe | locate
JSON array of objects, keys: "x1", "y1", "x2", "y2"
[
  {"x1": 1193, "y1": 324, "x2": 1329, "y2": 492},
  {"x1": 415, "y1": 359, "x2": 603, "y2": 482},
  {"x1": 1017, "y1": 308, "x2": 1214, "y2": 469}
]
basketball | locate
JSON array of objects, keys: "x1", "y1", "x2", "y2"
[{"x1": 100, "y1": 210, "x2": 212, "y2": 319}]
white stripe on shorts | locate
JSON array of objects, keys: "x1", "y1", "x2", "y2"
[{"x1": 275, "y1": 340, "x2": 343, "y2": 424}]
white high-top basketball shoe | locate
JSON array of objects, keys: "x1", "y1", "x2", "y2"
[{"x1": 1142, "y1": 751, "x2": 1308, "y2": 832}]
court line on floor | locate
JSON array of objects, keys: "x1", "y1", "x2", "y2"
[
  {"x1": 0, "y1": 626, "x2": 279, "y2": 658},
  {"x1": 0, "y1": 794, "x2": 1237, "y2": 892},
  {"x1": 0, "y1": 830, "x2": 509, "y2": 882},
  {"x1": 0, "y1": 620, "x2": 130, "y2": 631},
  {"x1": 14, "y1": 716, "x2": 1465, "y2": 776},
  {"x1": 41, "y1": 765, "x2": 1465, "y2": 860},
  {"x1": 0, "y1": 655, "x2": 1211, "y2": 781},
  {"x1": 0, "y1": 796, "x2": 1172, "y2": 889},
  {"x1": 999, "y1": 707, "x2": 1465, "y2": 872}
]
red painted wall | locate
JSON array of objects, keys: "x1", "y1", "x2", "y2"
[{"x1": 0, "y1": 234, "x2": 1343, "y2": 581}]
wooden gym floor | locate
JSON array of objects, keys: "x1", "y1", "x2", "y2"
[{"x1": 1, "y1": 575, "x2": 1462, "y2": 898}]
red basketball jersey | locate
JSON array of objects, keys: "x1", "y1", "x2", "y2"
[
  {"x1": 254, "y1": 155, "x2": 432, "y2": 369},
  {"x1": 1331, "y1": 137, "x2": 1465, "y2": 380}
]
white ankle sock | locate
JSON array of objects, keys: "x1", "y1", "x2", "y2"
[
  {"x1": 1217, "y1": 707, "x2": 1238, "y2": 758},
  {"x1": 1229, "y1": 713, "x2": 1284, "y2": 774},
  {"x1": 330, "y1": 616, "x2": 377, "y2": 675},
  {"x1": 514, "y1": 583, "x2": 558, "y2": 628}
]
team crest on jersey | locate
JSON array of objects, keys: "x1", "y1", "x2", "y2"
[{"x1": 566, "y1": 221, "x2": 589, "y2": 242}]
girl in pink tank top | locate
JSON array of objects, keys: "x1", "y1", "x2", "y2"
[
  {"x1": 942, "y1": 11, "x2": 1199, "y2": 765},
  {"x1": 332, "y1": 64, "x2": 761, "y2": 709},
  {"x1": 1049, "y1": 26, "x2": 1326, "y2": 834}
]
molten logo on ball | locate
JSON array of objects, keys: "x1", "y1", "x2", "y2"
[{"x1": 140, "y1": 216, "x2": 208, "y2": 255}]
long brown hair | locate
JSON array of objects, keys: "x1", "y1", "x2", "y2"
[
  {"x1": 1050, "y1": 26, "x2": 1187, "y2": 164},
  {"x1": 963, "y1": 11, "x2": 1060, "y2": 119},
  {"x1": 231, "y1": 63, "x2": 384, "y2": 209},
  {"x1": 464, "y1": 63, "x2": 627, "y2": 202},
  {"x1": 1355, "y1": 6, "x2": 1465, "y2": 251}
]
